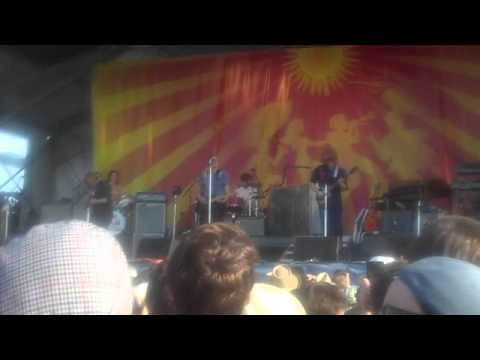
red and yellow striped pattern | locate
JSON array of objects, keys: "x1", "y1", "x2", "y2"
[{"x1": 93, "y1": 46, "x2": 480, "y2": 231}]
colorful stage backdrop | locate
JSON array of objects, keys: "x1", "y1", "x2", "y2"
[{"x1": 93, "y1": 46, "x2": 480, "y2": 232}]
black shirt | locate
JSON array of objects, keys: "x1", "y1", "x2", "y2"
[
  {"x1": 310, "y1": 164, "x2": 347, "y2": 208},
  {"x1": 91, "y1": 180, "x2": 112, "y2": 225}
]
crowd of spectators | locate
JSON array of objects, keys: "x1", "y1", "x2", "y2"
[{"x1": 1, "y1": 215, "x2": 480, "y2": 315}]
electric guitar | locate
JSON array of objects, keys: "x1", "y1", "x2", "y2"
[{"x1": 313, "y1": 166, "x2": 359, "y2": 205}]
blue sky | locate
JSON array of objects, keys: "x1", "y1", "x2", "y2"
[{"x1": 0, "y1": 132, "x2": 29, "y2": 192}]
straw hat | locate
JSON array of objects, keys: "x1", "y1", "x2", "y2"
[
  {"x1": 267, "y1": 265, "x2": 300, "y2": 292},
  {"x1": 243, "y1": 283, "x2": 307, "y2": 315},
  {"x1": 315, "y1": 272, "x2": 335, "y2": 285}
]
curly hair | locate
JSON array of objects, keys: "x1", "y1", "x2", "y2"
[
  {"x1": 161, "y1": 223, "x2": 259, "y2": 314},
  {"x1": 307, "y1": 283, "x2": 347, "y2": 315}
]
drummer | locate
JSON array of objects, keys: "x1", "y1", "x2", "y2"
[{"x1": 234, "y1": 173, "x2": 256, "y2": 208}]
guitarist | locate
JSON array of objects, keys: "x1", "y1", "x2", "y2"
[
  {"x1": 310, "y1": 148, "x2": 348, "y2": 237},
  {"x1": 196, "y1": 157, "x2": 230, "y2": 224}
]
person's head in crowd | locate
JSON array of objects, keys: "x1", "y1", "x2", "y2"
[
  {"x1": 346, "y1": 276, "x2": 373, "y2": 315},
  {"x1": 307, "y1": 283, "x2": 348, "y2": 315},
  {"x1": 108, "y1": 170, "x2": 120, "y2": 186},
  {"x1": 243, "y1": 283, "x2": 306, "y2": 315},
  {"x1": 367, "y1": 257, "x2": 407, "y2": 314},
  {"x1": 408, "y1": 215, "x2": 480, "y2": 265},
  {"x1": 333, "y1": 271, "x2": 351, "y2": 290},
  {"x1": 267, "y1": 264, "x2": 300, "y2": 292},
  {"x1": 0, "y1": 221, "x2": 133, "y2": 315},
  {"x1": 145, "y1": 261, "x2": 170, "y2": 315},
  {"x1": 333, "y1": 270, "x2": 359, "y2": 308},
  {"x1": 156, "y1": 223, "x2": 258, "y2": 315},
  {"x1": 381, "y1": 257, "x2": 480, "y2": 315}
]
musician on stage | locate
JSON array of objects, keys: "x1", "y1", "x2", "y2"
[
  {"x1": 196, "y1": 157, "x2": 230, "y2": 224},
  {"x1": 235, "y1": 173, "x2": 255, "y2": 205},
  {"x1": 84, "y1": 172, "x2": 113, "y2": 229},
  {"x1": 107, "y1": 170, "x2": 123, "y2": 206},
  {"x1": 310, "y1": 146, "x2": 348, "y2": 237}
]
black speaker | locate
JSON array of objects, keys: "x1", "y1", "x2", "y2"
[
  {"x1": 131, "y1": 193, "x2": 167, "y2": 258},
  {"x1": 380, "y1": 210, "x2": 415, "y2": 235},
  {"x1": 294, "y1": 236, "x2": 339, "y2": 262},
  {"x1": 358, "y1": 233, "x2": 412, "y2": 259}
]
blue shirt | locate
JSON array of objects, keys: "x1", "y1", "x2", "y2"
[{"x1": 200, "y1": 169, "x2": 229, "y2": 199}]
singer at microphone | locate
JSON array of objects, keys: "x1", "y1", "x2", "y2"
[
  {"x1": 310, "y1": 146, "x2": 348, "y2": 237},
  {"x1": 196, "y1": 156, "x2": 230, "y2": 225}
]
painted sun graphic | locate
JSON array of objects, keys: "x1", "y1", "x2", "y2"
[{"x1": 286, "y1": 46, "x2": 357, "y2": 96}]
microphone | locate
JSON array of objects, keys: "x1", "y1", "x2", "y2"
[
  {"x1": 172, "y1": 186, "x2": 182, "y2": 196},
  {"x1": 208, "y1": 156, "x2": 217, "y2": 166}
]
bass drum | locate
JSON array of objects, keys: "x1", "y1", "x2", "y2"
[{"x1": 108, "y1": 209, "x2": 127, "y2": 236}]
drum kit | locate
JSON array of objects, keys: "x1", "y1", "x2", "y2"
[{"x1": 225, "y1": 188, "x2": 265, "y2": 222}]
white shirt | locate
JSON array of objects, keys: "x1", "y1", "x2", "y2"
[{"x1": 235, "y1": 186, "x2": 256, "y2": 203}]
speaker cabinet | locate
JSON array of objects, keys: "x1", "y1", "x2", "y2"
[
  {"x1": 131, "y1": 197, "x2": 167, "y2": 258},
  {"x1": 294, "y1": 236, "x2": 339, "y2": 262},
  {"x1": 380, "y1": 210, "x2": 415, "y2": 235},
  {"x1": 268, "y1": 184, "x2": 322, "y2": 237}
]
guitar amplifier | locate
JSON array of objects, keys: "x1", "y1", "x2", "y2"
[
  {"x1": 380, "y1": 210, "x2": 415, "y2": 235},
  {"x1": 456, "y1": 163, "x2": 480, "y2": 176},
  {"x1": 131, "y1": 192, "x2": 168, "y2": 259},
  {"x1": 380, "y1": 208, "x2": 442, "y2": 236},
  {"x1": 452, "y1": 181, "x2": 480, "y2": 220},
  {"x1": 135, "y1": 192, "x2": 167, "y2": 203}
]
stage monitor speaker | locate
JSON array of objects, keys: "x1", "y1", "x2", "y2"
[
  {"x1": 294, "y1": 236, "x2": 339, "y2": 262},
  {"x1": 131, "y1": 194, "x2": 167, "y2": 258}
]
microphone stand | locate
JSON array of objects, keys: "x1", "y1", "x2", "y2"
[
  {"x1": 416, "y1": 184, "x2": 425, "y2": 238},
  {"x1": 168, "y1": 186, "x2": 182, "y2": 257},
  {"x1": 323, "y1": 184, "x2": 328, "y2": 237},
  {"x1": 207, "y1": 159, "x2": 214, "y2": 224}
]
